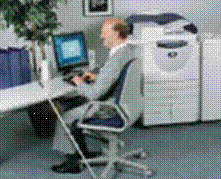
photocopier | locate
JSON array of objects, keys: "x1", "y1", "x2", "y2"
[{"x1": 126, "y1": 12, "x2": 201, "y2": 126}]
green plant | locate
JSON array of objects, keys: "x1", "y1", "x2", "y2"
[{"x1": 0, "y1": 0, "x2": 67, "y2": 73}]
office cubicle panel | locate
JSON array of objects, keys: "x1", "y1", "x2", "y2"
[
  {"x1": 201, "y1": 39, "x2": 221, "y2": 121},
  {"x1": 0, "y1": 47, "x2": 31, "y2": 90}
]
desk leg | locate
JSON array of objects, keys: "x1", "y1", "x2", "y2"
[{"x1": 27, "y1": 101, "x2": 58, "y2": 139}]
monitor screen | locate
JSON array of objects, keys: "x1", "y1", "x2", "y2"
[{"x1": 52, "y1": 31, "x2": 89, "y2": 73}]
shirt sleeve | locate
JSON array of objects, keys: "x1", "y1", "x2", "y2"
[
  {"x1": 76, "y1": 44, "x2": 134, "y2": 101},
  {"x1": 76, "y1": 56, "x2": 121, "y2": 101},
  {"x1": 89, "y1": 66, "x2": 101, "y2": 74}
]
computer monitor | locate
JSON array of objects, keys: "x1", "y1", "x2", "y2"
[{"x1": 52, "y1": 31, "x2": 89, "y2": 75}]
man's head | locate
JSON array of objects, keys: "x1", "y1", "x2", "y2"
[{"x1": 100, "y1": 18, "x2": 130, "y2": 49}]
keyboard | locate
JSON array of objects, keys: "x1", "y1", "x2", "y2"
[
  {"x1": 62, "y1": 70, "x2": 85, "y2": 86},
  {"x1": 63, "y1": 69, "x2": 84, "y2": 80},
  {"x1": 63, "y1": 75, "x2": 75, "y2": 82},
  {"x1": 62, "y1": 71, "x2": 95, "y2": 86},
  {"x1": 62, "y1": 74, "x2": 77, "y2": 86},
  {"x1": 62, "y1": 69, "x2": 84, "y2": 76}
]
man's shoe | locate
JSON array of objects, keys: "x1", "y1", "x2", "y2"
[
  {"x1": 51, "y1": 162, "x2": 85, "y2": 174},
  {"x1": 51, "y1": 151, "x2": 102, "y2": 174},
  {"x1": 51, "y1": 159, "x2": 85, "y2": 174}
]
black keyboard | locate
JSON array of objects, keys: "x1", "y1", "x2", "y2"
[
  {"x1": 63, "y1": 69, "x2": 84, "y2": 76},
  {"x1": 62, "y1": 71, "x2": 85, "y2": 86},
  {"x1": 62, "y1": 71, "x2": 95, "y2": 86},
  {"x1": 63, "y1": 70, "x2": 84, "y2": 81},
  {"x1": 63, "y1": 75, "x2": 75, "y2": 82},
  {"x1": 62, "y1": 75, "x2": 77, "y2": 86}
]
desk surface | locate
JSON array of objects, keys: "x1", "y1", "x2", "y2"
[{"x1": 0, "y1": 75, "x2": 79, "y2": 115}]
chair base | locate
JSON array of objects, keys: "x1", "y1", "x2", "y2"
[
  {"x1": 80, "y1": 130, "x2": 153, "y2": 178},
  {"x1": 80, "y1": 148, "x2": 152, "y2": 179}
]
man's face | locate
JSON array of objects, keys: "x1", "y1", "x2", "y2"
[{"x1": 100, "y1": 22, "x2": 119, "y2": 49}]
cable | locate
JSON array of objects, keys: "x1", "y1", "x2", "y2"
[{"x1": 38, "y1": 82, "x2": 99, "y2": 179}]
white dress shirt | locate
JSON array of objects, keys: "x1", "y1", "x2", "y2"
[{"x1": 109, "y1": 40, "x2": 128, "y2": 58}]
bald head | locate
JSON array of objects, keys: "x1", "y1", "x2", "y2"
[
  {"x1": 100, "y1": 17, "x2": 130, "y2": 49},
  {"x1": 103, "y1": 18, "x2": 128, "y2": 27}
]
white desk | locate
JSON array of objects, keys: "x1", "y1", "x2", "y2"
[{"x1": 0, "y1": 75, "x2": 79, "y2": 117}]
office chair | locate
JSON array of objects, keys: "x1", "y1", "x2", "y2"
[{"x1": 75, "y1": 58, "x2": 153, "y2": 178}]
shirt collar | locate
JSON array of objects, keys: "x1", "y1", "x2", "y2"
[{"x1": 109, "y1": 40, "x2": 128, "y2": 58}]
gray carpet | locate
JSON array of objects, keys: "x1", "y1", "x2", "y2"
[{"x1": 0, "y1": 111, "x2": 220, "y2": 178}]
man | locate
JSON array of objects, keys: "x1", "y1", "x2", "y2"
[{"x1": 51, "y1": 17, "x2": 135, "y2": 174}]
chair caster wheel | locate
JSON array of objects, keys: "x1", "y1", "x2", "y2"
[
  {"x1": 140, "y1": 151, "x2": 148, "y2": 159},
  {"x1": 144, "y1": 169, "x2": 156, "y2": 177},
  {"x1": 115, "y1": 163, "x2": 123, "y2": 173},
  {"x1": 118, "y1": 141, "x2": 124, "y2": 148},
  {"x1": 143, "y1": 169, "x2": 153, "y2": 177},
  {"x1": 133, "y1": 151, "x2": 148, "y2": 159}
]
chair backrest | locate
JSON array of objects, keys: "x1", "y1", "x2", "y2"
[
  {"x1": 115, "y1": 57, "x2": 143, "y2": 126},
  {"x1": 97, "y1": 58, "x2": 137, "y2": 102},
  {"x1": 114, "y1": 58, "x2": 137, "y2": 105}
]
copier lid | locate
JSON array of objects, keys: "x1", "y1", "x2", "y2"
[{"x1": 126, "y1": 13, "x2": 198, "y2": 34}]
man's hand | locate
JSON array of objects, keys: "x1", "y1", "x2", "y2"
[
  {"x1": 71, "y1": 76, "x2": 84, "y2": 85},
  {"x1": 71, "y1": 72, "x2": 96, "y2": 85},
  {"x1": 82, "y1": 72, "x2": 97, "y2": 82}
]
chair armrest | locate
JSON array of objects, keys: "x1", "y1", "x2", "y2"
[
  {"x1": 77, "y1": 101, "x2": 129, "y2": 132},
  {"x1": 82, "y1": 129, "x2": 109, "y2": 143}
]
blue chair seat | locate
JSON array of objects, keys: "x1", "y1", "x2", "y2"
[{"x1": 82, "y1": 116, "x2": 125, "y2": 128}]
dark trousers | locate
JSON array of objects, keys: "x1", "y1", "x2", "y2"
[
  {"x1": 54, "y1": 96, "x2": 90, "y2": 155},
  {"x1": 27, "y1": 94, "x2": 91, "y2": 152},
  {"x1": 54, "y1": 95, "x2": 89, "y2": 113}
]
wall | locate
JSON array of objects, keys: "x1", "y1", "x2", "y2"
[{"x1": 0, "y1": 0, "x2": 220, "y2": 71}]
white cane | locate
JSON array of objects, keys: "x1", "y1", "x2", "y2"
[{"x1": 38, "y1": 82, "x2": 99, "y2": 179}]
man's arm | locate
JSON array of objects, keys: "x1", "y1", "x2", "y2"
[
  {"x1": 76, "y1": 45, "x2": 135, "y2": 101},
  {"x1": 76, "y1": 58, "x2": 120, "y2": 101},
  {"x1": 89, "y1": 66, "x2": 101, "y2": 74},
  {"x1": 82, "y1": 72, "x2": 97, "y2": 82}
]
